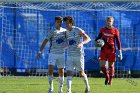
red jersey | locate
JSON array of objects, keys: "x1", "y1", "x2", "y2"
[{"x1": 98, "y1": 27, "x2": 121, "y2": 50}]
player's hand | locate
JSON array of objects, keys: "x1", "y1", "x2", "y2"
[
  {"x1": 63, "y1": 41, "x2": 68, "y2": 48},
  {"x1": 36, "y1": 51, "x2": 42, "y2": 60},
  {"x1": 118, "y1": 50, "x2": 123, "y2": 60},
  {"x1": 77, "y1": 42, "x2": 84, "y2": 48}
]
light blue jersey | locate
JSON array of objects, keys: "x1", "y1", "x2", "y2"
[
  {"x1": 66, "y1": 26, "x2": 85, "y2": 56},
  {"x1": 46, "y1": 27, "x2": 67, "y2": 54}
]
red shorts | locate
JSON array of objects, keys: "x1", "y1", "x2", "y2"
[{"x1": 99, "y1": 48, "x2": 116, "y2": 62}]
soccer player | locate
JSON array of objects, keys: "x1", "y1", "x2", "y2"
[
  {"x1": 63, "y1": 16, "x2": 91, "y2": 93},
  {"x1": 37, "y1": 16, "x2": 66, "y2": 93},
  {"x1": 95, "y1": 16, "x2": 123, "y2": 85}
]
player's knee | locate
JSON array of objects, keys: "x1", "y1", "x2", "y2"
[
  {"x1": 58, "y1": 68, "x2": 64, "y2": 76},
  {"x1": 100, "y1": 60, "x2": 106, "y2": 67},
  {"x1": 108, "y1": 62, "x2": 114, "y2": 67},
  {"x1": 59, "y1": 73, "x2": 64, "y2": 77},
  {"x1": 80, "y1": 74, "x2": 84, "y2": 77},
  {"x1": 48, "y1": 69, "x2": 53, "y2": 75},
  {"x1": 79, "y1": 71, "x2": 85, "y2": 77},
  {"x1": 48, "y1": 66, "x2": 54, "y2": 75},
  {"x1": 48, "y1": 71, "x2": 53, "y2": 76}
]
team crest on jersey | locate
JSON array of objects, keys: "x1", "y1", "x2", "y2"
[
  {"x1": 56, "y1": 38, "x2": 64, "y2": 44},
  {"x1": 69, "y1": 39, "x2": 76, "y2": 46},
  {"x1": 73, "y1": 32, "x2": 76, "y2": 37}
]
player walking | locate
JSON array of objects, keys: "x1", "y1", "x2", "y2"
[
  {"x1": 95, "y1": 16, "x2": 123, "y2": 85},
  {"x1": 63, "y1": 16, "x2": 91, "y2": 93}
]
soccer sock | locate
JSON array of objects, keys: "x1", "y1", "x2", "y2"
[
  {"x1": 109, "y1": 76, "x2": 113, "y2": 85},
  {"x1": 101, "y1": 66, "x2": 109, "y2": 78},
  {"x1": 109, "y1": 66, "x2": 115, "y2": 84},
  {"x1": 109, "y1": 66, "x2": 115, "y2": 77},
  {"x1": 83, "y1": 74, "x2": 90, "y2": 88},
  {"x1": 48, "y1": 75, "x2": 54, "y2": 90},
  {"x1": 67, "y1": 76, "x2": 72, "y2": 92},
  {"x1": 58, "y1": 76, "x2": 64, "y2": 91}
]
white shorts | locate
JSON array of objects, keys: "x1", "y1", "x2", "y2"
[
  {"x1": 48, "y1": 53, "x2": 65, "y2": 68},
  {"x1": 66, "y1": 55, "x2": 84, "y2": 71}
]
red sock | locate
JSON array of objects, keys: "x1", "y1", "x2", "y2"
[
  {"x1": 108, "y1": 66, "x2": 115, "y2": 85},
  {"x1": 100, "y1": 66, "x2": 109, "y2": 78},
  {"x1": 109, "y1": 66, "x2": 115, "y2": 77},
  {"x1": 108, "y1": 76, "x2": 113, "y2": 85}
]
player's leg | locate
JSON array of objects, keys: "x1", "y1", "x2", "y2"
[
  {"x1": 99, "y1": 50, "x2": 109, "y2": 85},
  {"x1": 48, "y1": 65, "x2": 54, "y2": 93},
  {"x1": 67, "y1": 70, "x2": 73, "y2": 93},
  {"x1": 100, "y1": 60, "x2": 109, "y2": 85},
  {"x1": 47, "y1": 53, "x2": 56, "y2": 93},
  {"x1": 79, "y1": 71, "x2": 90, "y2": 93},
  {"x1": 58, "y1": 68, "x2": 64, "y2": 93},
  {"x1": 108, "y1": 50, "x2": 116, "y2": 85},
  {"x1": 66, "y1": 56, "x2": 74, "y2": 93},
  {"x1": 74, "y1": 55, "x2": 90, "y2": 93},
  {"x1": 56, "y1": 54, "x2": 65, "y2": 93},
  {"x1": 108, "y1": 62, "x2": 115, "y2": 85}
]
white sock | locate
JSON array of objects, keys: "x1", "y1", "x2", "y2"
[
  {"x1": 48, "y1": 75, "x2": 54, "y2": 90},
  {"x1": 58, "y1": 76, "x2": 64, "y2": 91},
  {"x1": 67, "y1": 76, "x2": 72, "y2": 92},
  {"x1": 83, "y1": 74, "x2": 89, "y2": 88}
]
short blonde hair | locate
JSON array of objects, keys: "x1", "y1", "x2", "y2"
[{"x1": 106, "y1": 16, "x2": 114, "y2": 21}]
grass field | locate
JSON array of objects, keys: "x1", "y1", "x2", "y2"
[{"x1": 0, "y1": 77, "x2": 139, "y2": 93}]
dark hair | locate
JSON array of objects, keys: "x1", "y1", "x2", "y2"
[
  {"x1": 63, "y1": 16, "x2": 74, "y2": 25},
  {"x1": 55, "y1": 16, "x2": 63, "y2": 22}
]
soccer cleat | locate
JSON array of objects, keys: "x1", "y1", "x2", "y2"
[
  {"x1": 85, "y1": 86, "x2": 90, "y2": 93},
  {"x1": 58, "y1": 90, "x2": 63, "y2": 93},
  {"x1": 108, "y1": 82, "x2": 112, "y2": 85},
  {"x1": 58, "y1": 91, "x2": 63, "y2": 93},
  {"x1": 105, "y1": 77, "x2": 109, "y2": 85},
  {"x1": 108, "y1": 79, "x2": 112, "y2": 85},
  {"x1": 67, "y1": 90, "x2": 71, "y2": 93},
  {"x1": 108, "y1": 76, "x2": 113, "y2": 85},
  {"x1": 48, "y1": 88, "x2": 53, "y2": 93}
]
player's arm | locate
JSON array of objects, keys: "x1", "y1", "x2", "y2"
[
  {"x1": 37, "y1": 38, "x2": 48, "y2": 59},
  {"x1": 94, "y1": 29, "x2": 103, "y2": 47},
  {"x1": 37, "y1": 30, "x2": 52, "y2": 59},
  {"x1": 95, "y1": 28, "x2": 104, "y2": 41},
  {"x1": 63, "y1": 31, "x2": 69, "y2": 48},
  {"x1": 115, "y1": 29, "x2": 123, "y2": 60},
  {"x1": 81, "y1": 32, "x2": 91, "y2": 44},
  {"x1": 95, "y1": 33, "x2": 102, "y2": 41},
  {"x1": 77, "y1": 32, "x2": 91, "y2": 48},
  {"x1": 39, "y1": 38, "x2": 48, "y2": 53},
  {"x1": 116, "y1": 36, "x2": 121, "y2": 50}
]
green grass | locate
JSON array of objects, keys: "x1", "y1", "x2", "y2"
[{"x1": 0, "y1": 77, "x2": 139, "y2": 93}]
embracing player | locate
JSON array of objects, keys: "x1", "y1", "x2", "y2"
[
  {"x1": 37, "y1": 16, "x2": 66, "y2": 93},
  {"x1": 95, "y1": 16, "x2": 123, "y2": 85},
  {"x1": 63, "y1": 16, "x2": 91, "y2": 93}
]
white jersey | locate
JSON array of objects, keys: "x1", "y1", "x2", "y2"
[
  {"x1": 46, "y1": 27, "x2": 67, "y2": 54},
  {"x1": 66, "y1": 26, "x2": 85, "y2": 56}
]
